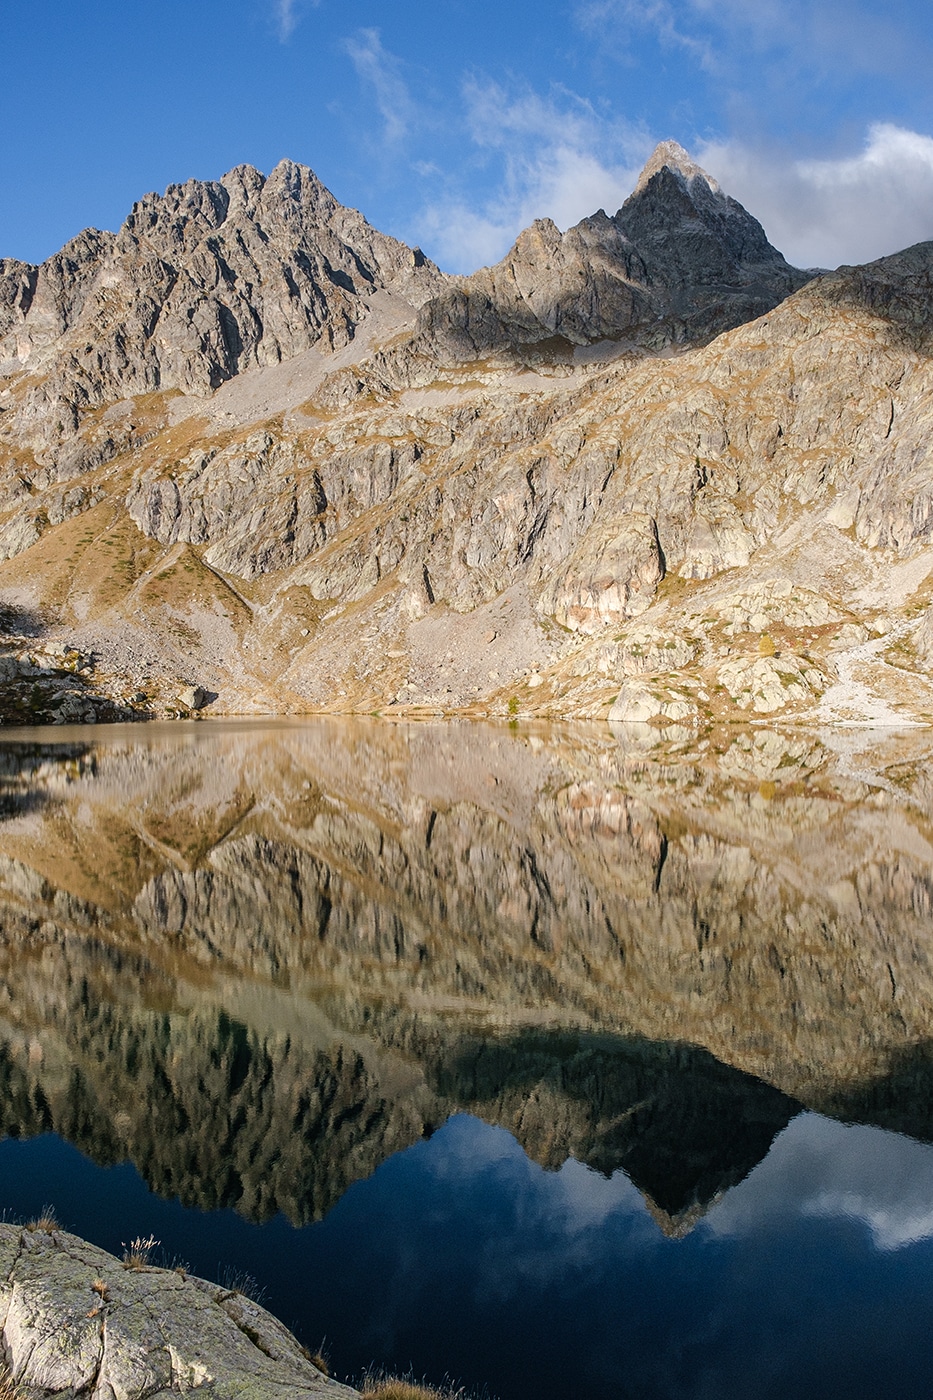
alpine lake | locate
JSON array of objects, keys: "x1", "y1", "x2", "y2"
[{"x1": 0, "y1": 716, "x2": 931, "y2": 1400}]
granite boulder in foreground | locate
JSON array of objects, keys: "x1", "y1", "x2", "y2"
[{"x1": 0, "y1": 1223, "x2": 358, "y2": 1399}]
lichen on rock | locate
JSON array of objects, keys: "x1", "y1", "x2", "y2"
[{"x1": 0, "y1": 1222, "x2": 358, "y2": 1398}]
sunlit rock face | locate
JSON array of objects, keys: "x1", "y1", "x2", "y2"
[
  {"x1": 0, "y1": 719, "x2": 930, "y2": 1228},
  {"x1": 0, "y1": 160, "x2": 443, "y2": 412},
  {"x1": 1, "y1": 145, "x2": 932, "y2": 726}
]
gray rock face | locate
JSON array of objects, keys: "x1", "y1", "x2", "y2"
[
  {"x1": 539, "y1": 513, "x2": 666, "y2": 632},
  {"x1": 401, "y1": 141, "x2": 809, "y2": 366},
  {"x1": 0, "y1": 159, "x2": 445, "y2": 454},
  {"x1": 0, "y1": 1223, "x2": 357, "y2": 1398}
]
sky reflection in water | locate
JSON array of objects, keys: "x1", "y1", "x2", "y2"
[{"x1": 1, "y1": 1111, "x2": 932, "y2": 1400}]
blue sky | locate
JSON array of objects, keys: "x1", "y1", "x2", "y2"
[{"x1": 2, "y1": 0, "x2": 933, "y2": 272}]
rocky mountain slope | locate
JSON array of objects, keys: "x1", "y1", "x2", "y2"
[{"x1": 3, "y1": 142, "x2": 930, "y2": 725}]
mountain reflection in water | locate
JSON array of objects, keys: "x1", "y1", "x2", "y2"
[{"x1": 0, "y1": 717, "x2": 932, "y2": 1398}]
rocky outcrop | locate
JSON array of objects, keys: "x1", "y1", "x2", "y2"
[{"x1": 0, "y1": 1222, "x2": 357, "y2": 1398}]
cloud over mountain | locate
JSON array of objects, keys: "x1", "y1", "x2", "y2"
[{"x1": 700, "y1": 124, "x2": 933, "y2": 269}]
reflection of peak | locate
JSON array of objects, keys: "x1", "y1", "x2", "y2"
[
  {"x1": 643, "y1": 1191, "x2": 723, "y2": 1240},
  {"x1": 431, "y1": 1029, "x2": 800, "y2": 1226},
  {"x1": 0, "y1": 952, "x2": 797, "y2": 1231}
]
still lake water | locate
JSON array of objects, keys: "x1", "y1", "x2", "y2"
[{"x1": 0, "y1": 717, "x2": 932, "y2": 1398}]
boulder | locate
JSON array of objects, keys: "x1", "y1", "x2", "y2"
[
  {"x1": 0, "y1": 1223, "x2": 357, "y2": 1399},
  {"x1": 178, "y1": 684, "x2": 209, "y2": 711}
]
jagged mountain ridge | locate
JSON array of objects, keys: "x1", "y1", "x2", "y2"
[
  {"x1": 0, "y1": 158, "x2": 445, "y2": 450},
  {"x1": 0, "y1": 143, "x2": 931, "y2": 725},
  {"x1": 0, "y1": 142, "x2": 803, "y2": 451}
]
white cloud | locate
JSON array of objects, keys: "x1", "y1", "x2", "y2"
[
  {"x1": 274, "y1": 0, "x2": 297, "y2": 40},
  {"x1": 273, "y1": 0, "x2": 319, "y2": 42},
  {"x1": 344, "y1": 29, "x2": 415, "y2": 147},
  {"x1": 417, "y1": 81, "x2": 651, "y2": 272},
  {"x1": 577, "y1": 0, "x2": 716, "y2": 66},
  {"x1": 698, "y1": 124, "x2": 933, "y2": 268},
  {"x1": 417, "y1": 202, "x2": 518, "y2": 276},
  {"x1": 577, "y1": 0, "x2": 930, "y2": 83}
]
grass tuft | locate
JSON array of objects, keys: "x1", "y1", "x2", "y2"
[
  {"x1": 360, "y1": 1370, "x2": 486, "y2": 1400},
  {"x1": 302, "y1": 1347, "x2": 330, "y2": 1377},
  {"x1": 121, "y1": 1234, "x2": 158, "y2": 1271},
  {"x1": 217, "y1": 1264, "x2": 266, "y2": 1304},
  {"x1": 26, "y1": 1207, "x2": 59, "y2": 1235},
  {"x1": 362, "y1": 1385, "x2": 449, "y2": 1400}
]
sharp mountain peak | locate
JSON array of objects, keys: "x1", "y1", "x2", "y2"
[
  {"x1": 634, "y1": 139, "x2": 721, "y2": 195},
  {"x1": 406, "y1": 139, "x2": 808, "y2": 365}
]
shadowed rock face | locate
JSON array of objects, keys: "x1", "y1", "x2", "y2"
[
  {"x1": 407, "y1": 142, "x2": 808, "y2": 363},
  {"x1": 0, "y1": 719, "x2": 931, "y2": 1228}
]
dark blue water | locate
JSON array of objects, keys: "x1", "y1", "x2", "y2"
[{"x1": 2, "y1": 1112, "x2": 932, "y2": 1400}]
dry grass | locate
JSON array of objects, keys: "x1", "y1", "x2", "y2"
[
  {"x1": 0, "y1": 1371, "x2": 22, "y2": 1400},
  {"x1": 360, "y1": 1375, "x2": 476, "y2": 1400},
  {"x1": 26, "y1": 1208, "x2": 59, "y2": 1235},
  {"x1": 362, "y1": 1386, "x2": 447, "y2": 1400},
  {"x1": 303, "y1": 1350, "x2": 330, "y2": 1376},
  {"x1": 121, "y1": 1234, "x2": 158, "y2": 1270}
]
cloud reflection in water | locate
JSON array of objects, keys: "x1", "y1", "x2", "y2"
[
  {"x1": 325, "y1": 1110, "x2": 933, "y2": 1399},
  {"x1": 707, "y1": 1112, "x2": 933, "y2": 1251}
]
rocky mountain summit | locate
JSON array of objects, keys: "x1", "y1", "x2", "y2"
[
  {"x1": 0, "y1": 159, "x2": 443, "y2": 455},
  {"x1": 405, "y1": 139, "x2": 808, "y2": 366},
  {"x1": 0, "y1": 143, "x2": 931, "y2": 725}
]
